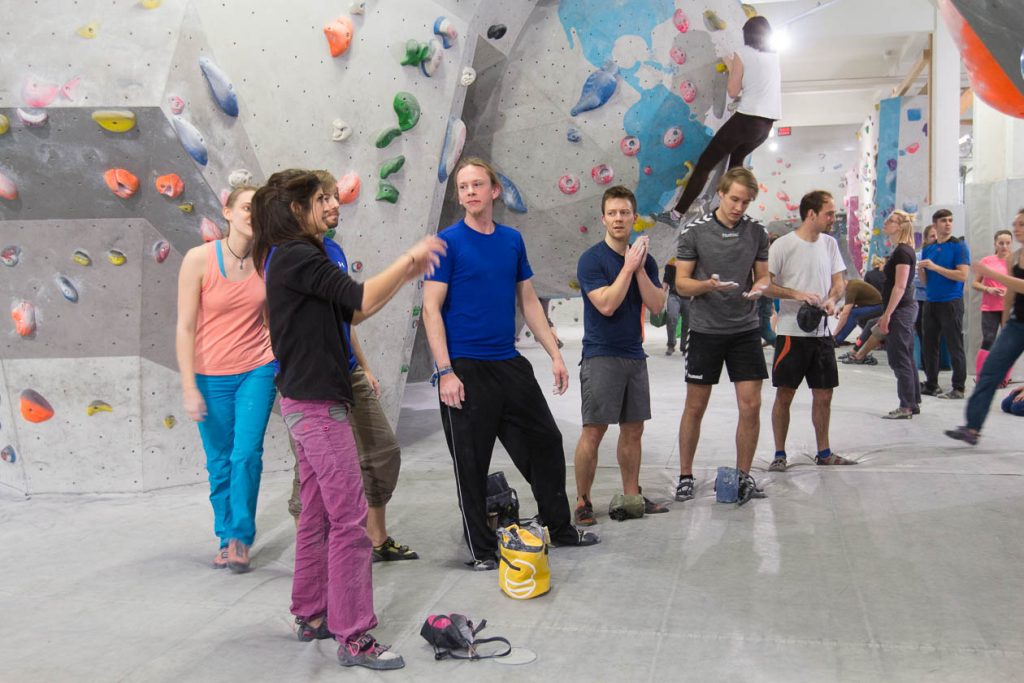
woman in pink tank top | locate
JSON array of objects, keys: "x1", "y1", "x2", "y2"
[
  {"x1": 971, "y1": 229, "x2": 1013, "y2": 384},
  {"x1": 175, "y1": 186, "x2": 277, "y2": 573}
]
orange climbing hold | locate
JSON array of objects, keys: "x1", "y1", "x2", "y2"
[
  {"x1": 155, "y1": 173, "x2": 184, "y2": 198},
  {"x1": 337, "y1": 172, "x2": 360, "y2": 204},
  {"x1": 324, "y1": 16, "x2": 355, "y2": 57},
  {"x1": 20, "y1": 389, "x2": 54, "y2": 423},
  {"x1": 11, "y1": 300, "x2": 35, "y2": 337},
  {"x1": 103, "y1": 168, "x2": 139, "y2": 199}
]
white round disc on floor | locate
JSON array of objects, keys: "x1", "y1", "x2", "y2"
[{"x1": 492, "y1": 647, "x2": 537, "y2": 665}]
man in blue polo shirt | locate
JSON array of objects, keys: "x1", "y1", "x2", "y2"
[
  {"x1": 919, "y1": 209, "x2": 970, "y2": 398},
  {"x1": 422, "y1": 157, "x2": 599, "y2": 570},
  {"x1": 572, "y1": 186, "x2": 668, "y2": 525}
]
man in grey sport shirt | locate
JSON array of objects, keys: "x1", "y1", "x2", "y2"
[{"x1": 674, "y1": 167, "x2": 770, "y2": 506}]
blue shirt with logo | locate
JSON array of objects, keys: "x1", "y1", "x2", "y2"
[
  {"x1": 922, "y1": 238, "x2": 970, "y2": 302},
  {"x1": 425, "y1": 220, "x2": 533, "y2": 361},
  {"x1": 323, "y1": 237, "x2": 359, "y2": 372}
]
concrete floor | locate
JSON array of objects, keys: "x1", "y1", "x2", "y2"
[{"x1": 2, "y1": 323, "x2": 1023, "y2": 682}]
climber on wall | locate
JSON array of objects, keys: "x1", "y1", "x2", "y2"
[{"x1": 669, "y1": 15, "x2": 782, "y2": 225}]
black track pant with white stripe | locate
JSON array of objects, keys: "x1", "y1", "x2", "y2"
[{"x1": 439, "y1": 355, "x2": 572, "y2": 561}]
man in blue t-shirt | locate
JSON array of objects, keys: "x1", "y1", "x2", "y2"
[
  {"x1": 573, "y1": 186, "x2": 667, "y2": 524},
  {"x1": 919, "y1": 209, "x2": 970, "y2": 398},
  {"x1": 422, "y1": 157, "x2": 599, "y2": 570}
]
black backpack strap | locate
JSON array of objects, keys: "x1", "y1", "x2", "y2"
[{"x1": 468, "y1": 636, "x2": 512, "y2": 659}]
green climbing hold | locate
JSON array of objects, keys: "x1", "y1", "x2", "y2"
[
  {"x1": 376, "y1": 180, "x2": 399, "y2": 203},
  {"x1": 412, "y1": 305, "x2": 422, "y2": 317},
  {"x1": 375, "y1": 126, "x2": 402, "y2": 149},
  {"x1": 400, "y1": 39, "x2": 431, "y2": 66},
  {"x1": 393, "y1": 92, "x2": 421, "y2": 131},
  {"x1": 380, "y1": 155, "x2": 406, "y2": 179},
  {"x1": 400, "y1": 364, "x2": 410, "y2": 373},
  {"x1": 325, "y1": 228, "x2": 337, "y2": 240}
]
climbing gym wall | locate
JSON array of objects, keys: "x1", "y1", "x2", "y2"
[
  {"x1": 450, "y1": 0, "x2": 751, "y2": 295},
  {"x1": 0, "y1": 0, "x2": 489, "y2": 495}
]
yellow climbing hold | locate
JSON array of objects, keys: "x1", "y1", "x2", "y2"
[
  {"x1": 633, "y1": 215, "x2": 656, "y2": 233},
  {"x1": 568, "y1": 279, "x2": 580, "y2": 291},
  {"x1": 163, "y1": 415, "x2": 177, "y2": 429},
  {"x1": 76, "y1": 22, "x2": 99, "y2": 39},
  {"x1": 91, "y1": 110, "x2": 136, "y2": 133},
  {"x1": 742, "y1": 4, "x2": 758, "y2": 19},
  {"x1": 873, "y1": 229, "x2": 881, "y2": 235},
  {"x1": 0, "y1": 114, "x2": 9, "y2": 136},
  {"x1": 86, "y1": 400, "x2": 112, "y2": 416},
  {"x1": 715, "y1": 62, "x2": 728, "y2": 73},
  {"x1": 140, "y1": 0, "x2": 162, "y2": 8}
]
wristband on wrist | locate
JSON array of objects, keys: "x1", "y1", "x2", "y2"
[{"x1": 430, "y1": 365, "x2": 454, "y2": 387}]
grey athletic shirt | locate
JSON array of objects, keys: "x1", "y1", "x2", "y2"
[{"x1": 676, "y1": 212, "x2": 769, "y2": 334}]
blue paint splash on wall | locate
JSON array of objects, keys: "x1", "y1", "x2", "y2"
[
  {"x1": 558, "y1": 0, "x2": 711, "y2": 215},
  {"x1": 870, "y1": 97, "x2": 901, "y2": 264}
]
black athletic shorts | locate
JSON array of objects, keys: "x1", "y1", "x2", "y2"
[
  {"x1": 684, "y1": 329, "x2": 768, "y2": 384},
  {"x1": 772, "y1": 335, "x2": 839, "y2": 389}
]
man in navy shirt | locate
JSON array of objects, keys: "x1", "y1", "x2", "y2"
[
  {"x1": 919, "y1": 208, "x2": 970, "y2": 398},
  {"x1": 422, "y1": 157, "x2": 599, "y2": 570},
  {"x1": 573, "y1": 186, "x2": 667, "y2": 524}
]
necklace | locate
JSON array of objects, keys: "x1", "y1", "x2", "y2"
[{"x1": 224, "y1": 238, "x2": 251, "y2": 270}]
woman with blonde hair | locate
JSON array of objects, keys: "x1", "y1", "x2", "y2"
[
  {"x1": 878, "y1": 211, "x2": 921, "y2": 419},
  {"x1": 176, "y1": 185, "x2": 277, "y2": 572}
]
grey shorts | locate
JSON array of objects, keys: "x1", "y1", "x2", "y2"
[{"x1": 580, "y1": 356, "x2": 651, "y2": 425}]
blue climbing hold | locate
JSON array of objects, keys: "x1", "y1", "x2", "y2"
[
  {"x1": 570, "y1": 64, "x2": 618, "y2": 117},
  {"x1": 497, "y1": 173, "x2": 527, "y2": 213},
  {"x1": 199, "y1": 56, "x2": 239, "y2": 117},
  {"x1": 567, "y1": 128, "x2": 582, "y2": 143}
]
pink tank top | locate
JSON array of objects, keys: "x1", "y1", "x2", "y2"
[
  {"x1": 193, "y1": 241, "x2": 275, "y2": 375},
  {"x1": 979, "y1": 254, "x2": 1008, "y2": 312}
]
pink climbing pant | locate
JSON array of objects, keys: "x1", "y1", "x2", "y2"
[{"x1": 281, "y1": 398, "x2": 377, "y2": 643}]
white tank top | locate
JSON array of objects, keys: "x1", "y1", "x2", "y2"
[{"x1": 736, "y1": 45, "x2": 782, "y2": 121}]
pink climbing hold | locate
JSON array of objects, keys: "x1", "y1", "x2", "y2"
[
  {"x1": 678, "y1": 81, "x2": 697, "y2": 104},
  {"x1": 786, "y1": 202, "x2": 798, "y2": 211},
  {"x1": 579, "y1": 225, "x2": 588, "y2": 233},
  {"x1": 169, "y1": 96, "x2": 185, "y2": 115},
  {"x1": 776, "y1": 191, "x2": 790, "y2": 202},
  {"x1": 0, "y1": 172, "x2": 18, "y2": 201},
  {"x1": 669, "y1": 47, "x2": 687, "y2": 65},
  {"x1": 673, "y1": 9, "x2": 690, "y2": 33},
  {"x1": 906, "y1": 142, "x2": 920, "y2": 154},
  {"x1": 152, "y1": 240, "x2": 171, "y2": 264},
  {"x1": 352, "y1": 261, "x2": 364, "y2": 273},
  {"x1": 663, "y1": 127, "x2": 684, "y2": 148},
  {"x1": 219, "y1": 189, "x2": 230, "y2": 206},
  {"x1": 620, "y1": 136, "x2": 641, "y2": 157},
  {"x1": 337, "y1": 172, "x2": 360, "y2": 204},
  {"x1": 643, "y1": 166, "x2": 652, "y2": 175},
  {"x1": 557, "y1": 175, "x2": 580, "y2": 195},
  {"x1": 591, "y1": 164, "x2": 614, "y2": 185},
  {"x1": 60, "y1": 76, "x2": 82, "y2": 100},
  {"x1": 22, "y1": 78, "x2": 59, "y2": 107},
  {"x1": 200, "y1": 217, "x2": 223, "y2": 242}
]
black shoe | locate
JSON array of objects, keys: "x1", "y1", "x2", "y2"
[
  {"x1": 296, "y1": 616, "x2": 332, "y2": 642},
  {"x1": 920, "y1": 383, "x2": 942, "y2": 397},
  {"x1": 550, "y1": 525, "x2": 601, "y2": 547},
  {"x1": 466, "y1": 557, "x2": 497, "y2": 571}
]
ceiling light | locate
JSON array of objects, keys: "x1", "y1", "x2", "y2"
[
  {"x1": 770, "y1": 29, "x2": 791, "y2": 53},
  {"x1": 769, "y1": 141, "x2": 779, "y2": 152}
]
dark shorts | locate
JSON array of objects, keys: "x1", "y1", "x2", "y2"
[
  {"x1": 772, "y1": 335, "x2": 839, "y2": 389},
  {"x1": 684, "y1": 329, "x2": 768, "y2": 384},
  {"x1": 580, "y1": 356, "x2": 651, "y2": 424}
]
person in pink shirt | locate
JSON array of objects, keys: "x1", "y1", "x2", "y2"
[
  {"x1": 176, "y1": 185, "x2": 277, "y2": 573},
  {"x1": 972, "y1": 229, "x2": 1013, "y2": 383}
]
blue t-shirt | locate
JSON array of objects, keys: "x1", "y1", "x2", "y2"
[
  {"x1": 323, "y1": 237, "x2": 359, "y2": 372},
  {"x1": 922, "y1": 238, "x2": 970, "y2": 302},
  {"x1": 425, "y1": 220, "x2": 533, "y2": 361},
  {"x1": 577, "y1": 241, "x2": 659, "y2": 359}
]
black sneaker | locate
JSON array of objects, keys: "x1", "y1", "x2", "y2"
[
  {"x1": 295, "y1": 616, "x2": 332, "y2": 642},
  {"x1": 338, "y1": 634, "x2": 404, "y2": 670},
  {"x1": 920, "y1": 383, "x2": 942, "y2": 397},
  {"x1": 372, "y1": 537, "x2": 419, "y2": 562},
  {"x1": 737, "y1": 473, "x2": 766, "y2": 506},
  {"x1": 550, "y1": 525, "x2": 600, "y2": 547},
  {"x1": 945, "y1": 425, "x2": 979, "y2": 445},
  {"x1": 674, "y1": 475, "x2": 695, "y2": 502}
]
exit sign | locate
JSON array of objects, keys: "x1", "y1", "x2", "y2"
[{"x1": 777, "y1": 127, "x2": 792, "y2": 136}]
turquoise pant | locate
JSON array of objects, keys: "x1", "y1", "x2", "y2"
[{"x1": 195, "y1": 362, "x2": 277, "y2": 546}]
